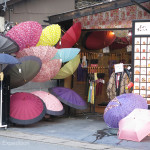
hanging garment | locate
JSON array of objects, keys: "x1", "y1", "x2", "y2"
[{"x1": 107, "y1": 72, "x2": 130, "y2": 100}]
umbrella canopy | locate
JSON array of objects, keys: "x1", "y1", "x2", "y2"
[
  {"x1": 10, "y1": 92, "x2": 46, "y2": 125},
  {"x1": 16, "y1": 46, "x2": 58, "y2": 63},
  {"x1": 32, "y1": 59, "x2": 62, "y2": 82},
  {"x1": 36, "y1": 24, "x2": 61, "y2": 46},
  {"x1": 103, "y1": 93, "x2": 148, "y2": 128},
  {"x1": 0, "y1": 34, "x2": 19, "y2": 54},
  {"x1": 83, "y1": 31, "x2": 116, "y2": 50},
  {"x1": 53, "y1": 54, "x2": 80, "y2": 79},
  {"x1": 6, "y1": 21, "x2": 42, "y2": 51},
  {"x1": 48, "y1": 87, "x2": 87, "y2": 110},
  {"x1": 3, "y1": 56, "x2": 42, "y2": 89},
  {"x1": 31, "y1": 91, "x2": 64, "y2": 116},
  {"x1": 56, "y1": 22, "x2": 81, "y2": 49},
  {"x1": 52, "y1": 48, "x2": 80, "y2": 63},
  {"x1": 118, "y1": 108, "x2": 150, "y2": 142}
]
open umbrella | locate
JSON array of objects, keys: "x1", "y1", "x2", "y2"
[
  {"x1": 52, "y1": 48, "x2": 80, "y2": 63},
  {"x1": 16, "y1": 46, "x2": 58, "y2": 63},
  {"x1": 36, "y1": 24, "x2": 61, "y2": 46},
  {"x1": 118, "y1": 108, "x2": 150, "y2": 142},
  {"x1": 32, "y1": 59, "x2": 62, "y2": 82},
  {"x1": 0, "y1": 34, "x2": 19, "y2": 54},
  {"x1": 56, "y1": 22, "x2": 81, "y2": 49},
  {"x1": 103, "y1": 93, "x2": 148, "y2": 128},
  {"x1": 10, "y1": 92, "x2": 46, "y2": 125},
  {"x1": 48, "y1": 87, "x2": 87, "y2": 110},
  {"x1": 3, "y1": 56, "x2": 42, "y2": 89},
  {"x1": 31, "y1": 91, "x2": 64, "y2": 116},
  {"x1": 53, "y1": 54, "x2": 80, "y2": 79},
  {"x1": 6, "y1": 21, "x2": 42, "y2": 51},
  {"x1": 0, "y1": 54, "x2": 20, "y2": 128}
]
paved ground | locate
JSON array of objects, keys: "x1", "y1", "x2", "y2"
[{"x1": 0, "y1": 116, "x2": 149, "y2": 150}]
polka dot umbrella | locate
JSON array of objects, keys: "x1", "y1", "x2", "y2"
[
  {"x1": 36, "y1": 24, "x2": 61, "y2": 46},
  {"x1": 6, "y1": 21, "x2": 42, "y2": 51}
]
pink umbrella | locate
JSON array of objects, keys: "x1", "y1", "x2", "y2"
[
  {"x1": 6, "y1": 21, "x2": 42, "y2": 51},
  {"x1": 31, "y1": 91, "x2": 64, "y2": 116},
  {"x1": 118, "y1": 108, "x2": 150, "y2": 142},
  {"x1": 32, "y1": 59, "x2": 62, "y2": 82},
  {"x1": 10, "y1": 92, "x2": 46, "y2": 125},
  {"x1": 16, "y1": 46, "x2": 58, "y2": 63}
]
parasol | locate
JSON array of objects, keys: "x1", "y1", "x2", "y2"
[
  {"x1": 0, "y1": 34, "x2": 19, "y2": 54},
  {"x1": 48, "y1": 87, "x2": 87, "y2": 110},
  {"x1": 32, "y1": 59, "x2": 62, "y2": 82},
  {"x1": 52, "y1": 48, "x2": 80, "y2": 63},
  {"x1": 16, "y1": 45, "x2": 58, "y2": 63},
  {"x1": 10, "y1": 92, "x2": 46, "y2": 125},
  {"x1": 36, "y1": 24, "x2": 61, "y2": 46},
  {"x1": 56, "y1": 22, "x2": 81, "y2": 49},
  {"x1": 53, "y1": 54, "x2": 80, "y2": 79},
  {"x1": 6, "y1": 21, "x2": 42, "y2": 51},
  {"x1": 31, "y1": 91, "x2": 64, "y2": 116},
  {"x1": 3, "y1": 56, "x2": 42, "y2": 89},
  {"x1": 103, "y1": 93, "x2": 148, "y2": 128}
]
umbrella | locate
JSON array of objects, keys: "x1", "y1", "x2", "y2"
[
  {"x1": 10, "y1": 92, "x2": 46, "y2": 125},
  {"x1": 6, "y1": 21, "x2": 42, "y2": 51},
  {"x1": 3, "y1": 56, "x2": 42, "y2": 89},
  {"x1": 82, "y1": 31, "x2": 116, "y2": 50},
  {"x1": 0, "y1": 54, "x2": 20, "y2": 128},
  {"x1": 36, "y1": 24, "x2": 61, "y2": 46},
  {"x1": 32, "y1": 59, "x2": 62, "y2": 82},
  {"x1": 31, "y1": 91, "x2": 65, "y2": 116},
  {"x1": 16, "y1": 46, "x2": 58, "y2": 63},
  {"x1": 118, "y1": 108, "x2": 150, "y2": 142},
  {"x1": 0, "y1": 34, "x2": 19, "y2": 54},
  {"x1": 52, "y1": 48, "x2": 80, "y2": 63},
  {"x1": 103, "y1": 93, "x2": 148, "y2": 128},
  {"x1": 48, "y1": 87, "x2": 87, "y2": 110},
  {"x1": 53, "y1": 54, "x2": 80, "y2": 79},
  {"x1": 56, "y1": 22, "x2": 81, "y2": 49}
]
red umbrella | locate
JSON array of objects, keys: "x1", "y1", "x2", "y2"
[
  {"x1": 56, "y1": 22, "x2": 81, "y2": 49},
  {"x1": 10, "y1": 92, "x2": 46, "y2": 125},
  {"x1": 31, "y1": 91, "x2": 64, "y2": 116},
  {"x1": 83, "y1": 31, "x2": 116, "y2": 50},
  {"x1": 6, "y1": 21, "x2": 42, "y2": 51},
  {"x1": 16, "y1": 46, "x2": 58, "y2": 63},
  {"x1": 32, "y1": 59, "x2": 62, "y2": 82}
]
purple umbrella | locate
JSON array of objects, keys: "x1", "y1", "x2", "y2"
[
  {"x1": 103, "y1": 93, "x2": 148, "y2": 128},
  {"x1": 48, "y1": 87, "x2": 87, "y2": 110}
]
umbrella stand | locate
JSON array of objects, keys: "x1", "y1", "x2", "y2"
[{"x1": 0, "y1": 67, "x2": 7, "y2": 129}]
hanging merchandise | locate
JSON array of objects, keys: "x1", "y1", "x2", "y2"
[
  {"x1": 77, "y1": 63, "x2": 88, "y2": 81},
  {"x1": 81, "y1": 56, "x2": 87, "y2": 68},
  {"x1": 88, "y1": 81, "x2": 95, "y2": 104}
]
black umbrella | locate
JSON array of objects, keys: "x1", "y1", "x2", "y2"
[
  {"x1": 3, "y1": 56, "x2": 42, "y2": 89},
  {"x1": 0, "y1": 34, "x2": 19, "y2": 54}
]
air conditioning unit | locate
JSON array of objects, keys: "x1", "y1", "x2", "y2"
[{"x1": 0, "y1": 17, "x2": 5, "y2": 32}]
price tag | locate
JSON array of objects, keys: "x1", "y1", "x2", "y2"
[{"x1": 114, "y1": 63, "x2": 124, "y2": 73}]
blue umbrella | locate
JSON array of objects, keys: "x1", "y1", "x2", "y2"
[{"x1": 52, "y1": 48, "x2": 80, "y2": 63}]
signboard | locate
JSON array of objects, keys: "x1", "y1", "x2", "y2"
[{"x1": 135, "y1": 22, "x2": 150, "y2": 35}]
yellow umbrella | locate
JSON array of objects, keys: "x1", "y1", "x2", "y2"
[
  {"x1": 36, "y1": 24, "x2": 61, "y2": 46},
  {"x1": 53, "y1": 55, "x2": 80, "y2": 79}
]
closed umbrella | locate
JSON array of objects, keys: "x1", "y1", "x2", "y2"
[
  {"x1": 103, "y1": 93, "x2": 148, "y2": 128},
  {"x1": 52, "y1": 48, "x2": 80, "y2": 63},
  {"x1": 0, "y1": 34, "x2": 19, "y2": 54},
  {"x1": 3, "y1": 56, "x2": 42, "y2": 89},
  {"x1": 37, "y1": 24, "x2": 61, "y2": 46},
  {"x1": 56, "y1": 22, "x2": 81, "y2": 49},
  {"x1": 118, "y1": 108, "x2": 150, "y2": 142},
  {"x1": 6, "y1": 21, "x2": 42, "y2": 51},
  {"x1": 31, "y1": 91, "x2": 64, "y2": 116},
  {"x1": 49, "y1": 87, "x2": 87, "y2": 110},
  {"x1": 53, "y1": 54, "x2": 80, "y2": 79},
  {"x1": 10, "y1": 92, "x2": 46, "y2": 125},
  {"x1": 32, "y1": 59, "x2": 62, "y2": 82},
  {"x1": 16, "y1": 46, "x2": 58, "y2": 63}
]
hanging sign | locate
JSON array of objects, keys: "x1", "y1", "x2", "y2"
[
  {"x1": 135, "y1": 22, "x2": 150, "y2": 35},
  {"x1": 114, "y1": 63, "x2": 124, "y2": 73}
]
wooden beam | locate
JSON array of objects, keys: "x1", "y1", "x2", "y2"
[{"x1": 44, "y1": 0, "x2": 149, "y2": 24}]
